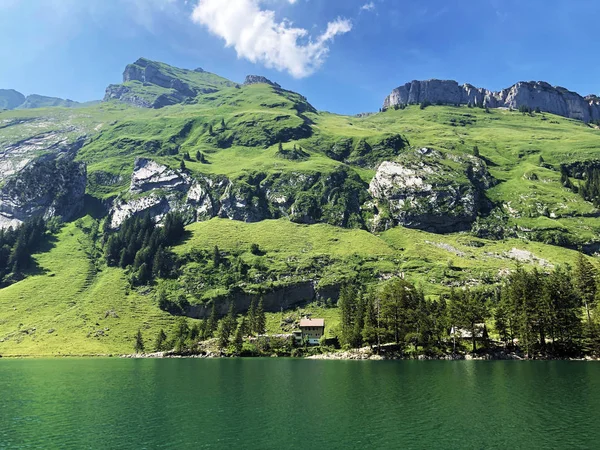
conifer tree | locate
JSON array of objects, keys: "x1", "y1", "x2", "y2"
[
  {"x1": 233, "y1": 322, "x2": 244, "y2": 354},
  {"x1": 212, "y1": 245, "x2": 221, "y2": 267},
  {"x1": 574, "y1": 251, "x2": 598, "y2": 325},
  {"x1": 134, "y1": 329, "x2": 145, "y2": 353},
  {"x1": 255, "y1": 297, "x2": 266, "y2": 334},
  {"x1": 173, "y1": 317, "x2": 190, "y2": 353},
  {"x1": 248, "y1": 298, "x2": 257, "y2": 334},
  {"x1": 154, "y1": 329, "x2": 167, "y2": 351},
  {"x1": 206, "y1": 303, "x2": 218, "y2": 338}
]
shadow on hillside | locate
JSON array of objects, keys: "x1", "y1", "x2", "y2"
[
  {"x1": 27, "y1": 233, "x2": 60, "y2": 277},
  {"x1": 480, "y1": 155, "x2": 498, "y2": 167},
  {"x1": 175, "y1": 230, "x2": 194, "y2": 248},
  {"x1": 76, "y1": 194, "x2": 109, "y2": 220}
]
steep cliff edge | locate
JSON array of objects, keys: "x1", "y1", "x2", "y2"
[
  {"x1": 384, "y1": 79, "x2": 600, "y2": 122},
  {"x1": 103, "y1": 58, "x2": 236, "y2": 108},
  {"x1": 108, "y1": 158, "x2": 367, "y2": 229},
  {"x1": 0, "y1": 154, "x2": 87, "y2": 229},
  {"x1": 367, "y1": 148, "x2": 494, "y2": 233}
]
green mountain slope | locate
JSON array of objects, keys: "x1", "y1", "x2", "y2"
[
  {"x1": 1, "y1": 58, "x2": 600, "y2": 355},
  {"x1": 0, "y1": 89, "x2": 25, "y2": 110}
]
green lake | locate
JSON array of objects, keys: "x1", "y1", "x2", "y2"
[{"x1": 1, "y1": 359, "x2": 599, "y2": 449}]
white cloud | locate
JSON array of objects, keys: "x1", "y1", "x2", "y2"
[
  {"x1": 191, "y1": 0, "x2": 352, "y2": 78},
  {"x1": 361, "y1": 2, "x2": 375, "y2": 11}
]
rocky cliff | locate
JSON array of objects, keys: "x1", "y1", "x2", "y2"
[
  {"x1": 104, "y1": 58, "x2": 236, "y2": 108},
  {"x1": 0, "y1": 154, "x2": 87, "y2": 229},
  {"x1": 243, "y1": 75, "x2": 281, "y2": 88},
  {"x1": 384, "y1": 79, "x2": 600, "y2": 122},
  {"x1": 367, "y1": 148, "x2": 494, "y2": 233},
  {"x1": 109, "y1": 158, "x2": 367, "y2": 229}
]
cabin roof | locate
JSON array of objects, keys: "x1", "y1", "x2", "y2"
[{"x1": 300, "y1": 318, "x2": 325, "y2": 327}]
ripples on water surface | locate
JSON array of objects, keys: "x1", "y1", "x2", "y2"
[{"x1": 1, "y1": 359, "x2": 600, "y2": 449}]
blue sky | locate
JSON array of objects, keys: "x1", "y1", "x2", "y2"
[{"x1": 0, "y1": 0, "x2": 598, "y2": 115}]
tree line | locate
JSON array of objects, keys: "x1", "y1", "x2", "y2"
[
  {"x1": 104, "y1": 212, "x2": 185, "y2": 286},
  {"x1": 0, "y1": 217, "x2": 50, "y2": 287},
  {"x1": 138, "y1": 297, "x2": 268, "y2": 354},
  {"x1": 560, "y1": 165, "x2": 600, "y2": 208},
  {"x1": 339, "y1": 253, "x2": 600, "y2": 357}
]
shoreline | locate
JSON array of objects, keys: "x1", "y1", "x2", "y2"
[{"x1": 3, "y1": 347, "x2": 599, "y2": 361}]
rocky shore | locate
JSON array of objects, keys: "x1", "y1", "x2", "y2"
[{"x1": 119, "y1": 348, "x2": 599, "y2": 361}]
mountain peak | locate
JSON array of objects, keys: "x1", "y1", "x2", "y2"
[
  {"x1": 104, "y1": 58, "x2": 236, "y2": 108},
  {"x1": 243, "y1": 75, "x2": 281, "y2": 88}
]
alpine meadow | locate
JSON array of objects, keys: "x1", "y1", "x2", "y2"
[{"x1": 0, "y1": 56, "x2": 600, "y2": 360}]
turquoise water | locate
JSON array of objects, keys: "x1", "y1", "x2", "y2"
[{"x1": 1, "y1": 359, "x2": 600, "y2": 449}]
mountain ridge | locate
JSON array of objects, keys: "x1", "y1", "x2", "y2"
[
  {"x1": 0, "y1": 89, "x2": 94, "y2": 110},
  {"x1": 384, "y1": 79, "x2": 600, "y2": 123}
]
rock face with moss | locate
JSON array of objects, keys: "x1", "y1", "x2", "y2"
[
  {"x1": 109, "y1": 158, "x2": 367, "y2": 229},
  {"x1": 384, "y1": 79, "x2": 600, "y2": 122},
  {"x1": 0, "y1": 155, "x2": 87, "y2": 229},
  {"x1": 368, "y1": 148, "x2": 493, "y2": 232}
]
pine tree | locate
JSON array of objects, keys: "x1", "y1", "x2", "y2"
[
  {"x1": 216, "y1": 305, "x2": 237, "y2": 351},
  {"x1": 248, "y1": 298, "x2": 257, "y2": 334},
  {"x1": 239, "y1": 316, "x2": 249, "y2": 336},
  {"x1": 255, "y1": 297, "x2": 266, "y2": 334},
  {"x1": 208, "y1": 124, "x2": 214, "y2": 135},
  {"x1": 473, "y1": 146, "x2": 480, "y2": 157},
  {"x1": 152, "y1": 245, "x2": 168, "y2": 278},
  {"x1": 154, "y1": 329, "x2": 167, "y2": 351},
  {"x1": 173, "y1": 317, "x2": 190, "y2": 353},
  {"x1": 574, "y1": 251, "x2": 598, "y2": 326},
  {"x1": 221, "y1": 118, "x2": 226, "y2": 129},
  {"x1": 233, "y1": 322, "x2": 244, "y2": 354},
  {"x1": 179, "y1": 160, "x2": 186, "y2": 171},
  {"x1": 449, "y1": 288, "x2": 489, "y2": 352},
  {"x1": 157, "y1": 289, "x2": 169, "y2": 311},
  {"x1": 212, "y1": 245, "x2": 221, "y2": 267},
  {"x1": 362, "y1": 295, "x2": 379, "y2": 349},
  {"x1": 134, "y1": 329, "x2": 145, "y2": 353},
  {"x1": 134, "y1": 262, "x2": 151, "y2": 286},
  {"x1": 216, "y1": 320, "x2": 230, "y2": 350},
  {"x1": 206, "y1": 303, "x2": 218, "y2": 338},
  {"x1": 338, "y1": 283, "x2": 357, "y2": 347}
]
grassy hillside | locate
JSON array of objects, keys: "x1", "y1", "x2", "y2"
[
  {"x1": 0, "y1": 215, "x2": 589, "y2": 356},
  {"x1": 0, "y1": 220, "x2": 180, "y2": 356},
  {"x1": 2, "y1": 62, "x2": 600, "y2": 355}
]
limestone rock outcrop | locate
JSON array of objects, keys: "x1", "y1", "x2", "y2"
[
  {"x1": 384, "y1": 79, "x2": 600, "y2": 122},
  {"x1": 0, "y1": 155, "x2": 87, "y2": 229},
  {"x1": 368, "y1": 148, "x2": 493, "y2": 233},
  {"x1": 109, "y1": 158, "x2": 366, "y2": 229}
]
